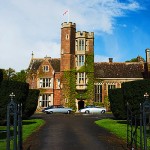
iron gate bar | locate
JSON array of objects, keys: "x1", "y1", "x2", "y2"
[
  {"x1": 127, "y1": 102, "x2": 142, "y2": 150},
  {"x1": 127, "y1": 99, "x2": 150, "y2": 150},
  {"x1": 140, "y1": 103, "x2": 143, "y2": 150},
  {"x1": 142, "y1": 100, "x2": 150, "y2": 150},
  {"x1": 18, "y1": 103, "x2": 22, "y2": 150}
]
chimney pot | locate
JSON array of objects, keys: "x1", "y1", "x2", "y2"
[{"x1": 109, "y1": 58, "x2": 113, "y2": 63}]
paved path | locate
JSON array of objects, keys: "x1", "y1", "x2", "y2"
[{"x1": 23, "y1": 113, "x2": 127, "y2": 150}]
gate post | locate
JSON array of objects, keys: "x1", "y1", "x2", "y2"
[
  {"x1": 6, "y1": 92, "x2": 22, "y2": 150},
  {"x1": 142, "y1": 92, "x2": 150, "y2": 150},
  {"x1": 7, "y1": 92, "x2": 16, "y2": 150}
]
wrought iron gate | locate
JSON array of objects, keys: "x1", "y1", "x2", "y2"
[
  {"x1": 127, "y1": 99, "x2": 150, "y2": 150},
  {"x1": 0, "y1": 93, "x2": 22, "y2": 150}
]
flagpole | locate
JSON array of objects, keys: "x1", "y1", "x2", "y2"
[
  {"x1": 63, "y1": 9, "x2": 70, "y2": 22},
  {"x1": 68, "y1": 9, "x2": 70, "y2": 22}
]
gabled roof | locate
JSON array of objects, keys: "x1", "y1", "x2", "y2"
[
  {"x1": 28, "y1": 58, "x2": 60, "y2": 73},
  {"x1": 49, "y1": 58, "x2": 60, "y2": 72},
  {"x1": 94, "y1": 62, "x2": 144, "y2": 78}
]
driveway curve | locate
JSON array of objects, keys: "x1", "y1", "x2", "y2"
[{"x1": 23, "y1": 113, "x2": 127, "y2": 150}]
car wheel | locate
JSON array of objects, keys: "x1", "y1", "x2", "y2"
[
  {"x1": 101, "y1": 110, "x2": 105, "y2": 114},
  {"x1": 67, "y1": 110, "x2": 71, "y2": 114},
  {"x1": 85, "y1": 110, "x2": 90, "y2": 114},
  {"x1": 49, "y1": 111, "x2": 53, "y2": 114}
]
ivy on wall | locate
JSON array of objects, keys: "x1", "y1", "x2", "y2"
[
  {"x1": 62, "y1": 69, "x2": 76, "y2": 110},
  {"x1": 77, "y1": 53, "x2": 94, "y2": 102},
  {"x1": 62, "y1": 53, "x2": 94, "y2": 109}
]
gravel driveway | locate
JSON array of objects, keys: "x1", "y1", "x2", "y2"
[{"x1": 23, "y1": 113, "x2": 127, "y2": 150}]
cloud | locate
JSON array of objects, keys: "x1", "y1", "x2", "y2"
[
  {"x1": 94, "y1": 55, "x2": 109, "y2": 62},
  {"x1": 0, "y1": 0, "x2": 143, "y2": 71}
]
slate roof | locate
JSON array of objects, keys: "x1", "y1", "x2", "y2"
[
  {"x1": 49, "y1": 58, "x2": 60, "y2": 72},
  {"x1": 28, "y1": 58, "x2": 60, "y2": 73},
  {"x1": 94, "y1": 62, "x2": 144, "y2": 78}
]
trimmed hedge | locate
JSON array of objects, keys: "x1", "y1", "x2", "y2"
[
  {"x1": 0, "y1": 80, "x2": 29, "y2": 123},
  {"x1": 122, "y1": 79, "x2": 150, "y2": 114},
  {"x1": 109, "y1": 79, "x2": 150, "y2": 119},
  {"x1": 0, "y1": 80, "x2": 40, "y2": 124},
  {"x1": 23, "y1": 89, "x2": 40, "y2": 119},
  {"x1": 109, "y1": 88, "x2": 126, "y2": 119}
]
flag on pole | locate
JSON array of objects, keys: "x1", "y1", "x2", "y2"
[
  {"x1": 63, "y1": 10, "x2": 68, "y2": 16},
  {"x1": 63, "y1": 9, "x2": 70, "y2": 22}
]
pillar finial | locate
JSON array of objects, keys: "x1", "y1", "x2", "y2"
[{"x1": 32, "y1": 51, "x2": 34, "y2": 59}]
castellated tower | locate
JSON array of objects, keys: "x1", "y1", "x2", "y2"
[
  {"x1": 60, "y1": 22, "x2": 94, "y2": 110},
  {"x1": 60, "y1": 22, "x2": 76, "y2": 106},
  {"x1": 60, "y1": 22, "x2": 76, "y2": 71}
]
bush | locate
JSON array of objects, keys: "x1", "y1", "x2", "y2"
[
  {"x1": 122, "y1": 79, "x2": 150, "y2": 114},
  {"x1": 109, "y1": 88, "x2": 126, "y2": 119},
  {"x1": 23, "y1": 89, "x2": 40, "y2": 119},
  {"x1": 0, "y1": 80, "x2": 29, "y2": 123},
  {"x1": 108, "y1": 79, "x2": 150, "y2": 119}
]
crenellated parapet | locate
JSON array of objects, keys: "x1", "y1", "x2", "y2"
[
  {"x1": 61, "y1": 22, "x2": 76, "y2": 28},
  {"x1": 76, "y1": 31, "x2": 94, "y2": 38}
]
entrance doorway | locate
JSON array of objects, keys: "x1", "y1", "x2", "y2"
[{"x1": 78, "y1": 100, "x2": 84, "y2": 110}]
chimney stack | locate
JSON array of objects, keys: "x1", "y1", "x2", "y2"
[
  {"x1": 146, "y1": 48, "x2": 150, "y2": 63},
  {"x1": 109, "y1": 58, "x2": 113, "y2": 63}
]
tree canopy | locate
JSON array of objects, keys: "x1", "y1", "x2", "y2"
[
  {"x1": 2, "y1": 68, "x2": 27, "y2": 82},
  {"x1": 125, "y1": 56, "x2": 145, "y2": 62}
]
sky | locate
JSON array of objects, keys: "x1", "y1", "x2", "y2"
[{"x1": 0, "y1": 0, "x2": 150, "y2": 72}]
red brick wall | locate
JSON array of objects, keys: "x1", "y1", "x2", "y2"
[
  {"x1": 54, "y1": 89, "x2": 61, "y2": 105},
  {"x1": 53, "y1": 73, "x2": 61, "y2": 105},
  {"x1": 61, "y1": 25, "x2": 76, "y2": 71}
]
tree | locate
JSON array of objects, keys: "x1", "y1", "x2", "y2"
[
  {"x1": 13, "y1": 70, "x2": 27, "y2": 82},
  {"x1": 125, "y1": 56, "x2": 145, "y2": 62},
  {"x1": 3, "y1": 68, "x2": 16, "y2": 80},
  {"x1": 3, "y1": 68, "x2": 27, "y2": 82}
]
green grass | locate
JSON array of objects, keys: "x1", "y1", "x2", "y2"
[
  {"x1": 22, "y1": 119, "x2": 45, "y2": 141},
  {"x1": 95, "y1": 119, "x2": 127, "y2": 141},
  {"x1": 0, "y1": 119, "x2": 45, "y2": 150},
  {"x1": 95, "y1": 118, "x2": 150, "y2": 149}
]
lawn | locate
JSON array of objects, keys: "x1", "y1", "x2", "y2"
[
  {"x1": 0, "y1": 119, "x2": 45, "y2": 150},
  {"x1": 95, "y1": 119, "x2": 127, "y2": 141},
  {"x1": 95, "y1": 118, "x2": 150, "y2": 149}
]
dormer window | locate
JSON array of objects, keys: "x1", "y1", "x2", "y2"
[{"x1": 43, "y1": 65, "x2": 49, "y2": 72}]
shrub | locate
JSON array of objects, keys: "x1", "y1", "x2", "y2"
[
  {"x1": 109, "y1": 88, "x2": 126, "y2": 119},
  {"x1": 108, "y1": 79, "x2": 150, "y2": 119},
  {"x1": 23, "y1": 89, "x2": 40, "y2": 119},
  {"x1": 122, "y1": 79, "x2": 150, "y2": 114},
  {"x1": 0, "y1": 80, "x2": 29, "y2": 124}
]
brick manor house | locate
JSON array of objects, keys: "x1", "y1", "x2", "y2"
[{"x1": 26, "y1": 22, "x2": 150, "y2": 111}]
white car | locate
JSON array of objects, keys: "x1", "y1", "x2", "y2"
[
  {"x1": 43, "y1": 105, "x2": 72, "y2": 114},
  {"x1": 79, "y1": 105, "x2": 106, "y2": 114}
]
